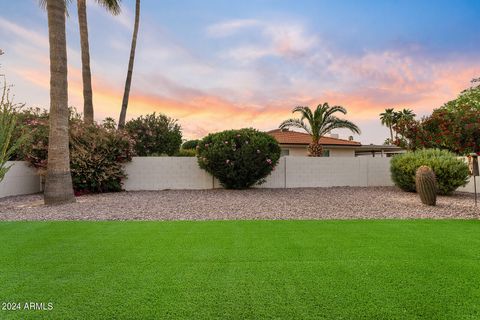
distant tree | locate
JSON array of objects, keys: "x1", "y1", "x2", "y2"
[
  {"x1": 279, "y1": 103, "x2": 360, "y2": 157},
  {"x1": 125, "y1": 113, "x2": 182, "y2": 156},
  {"x1": 182, "y1": 139, "x2": 200, "y2": 150},
  {"x1": 380, "y1": 108, "x2": 396, "y2": 142}
]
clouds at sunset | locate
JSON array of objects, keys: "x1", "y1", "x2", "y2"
[{"x1": 1, "y1": 1, "x2": 479, "y2": 143}]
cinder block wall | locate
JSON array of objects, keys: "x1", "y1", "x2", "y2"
[
  {"x1": 2, "y1": 158, "x2": 477, "y2": 197},
  {"x1": 123, "y1": 157, "x2": 394, "y2": 191},
  {"x1": 0, "y1": 162, "x2": 41, "y2": 198}
]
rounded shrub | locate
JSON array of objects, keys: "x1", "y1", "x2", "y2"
[
  {"x1": 390, "y1": 149, "x2": 469, "y2": 195},
  {"x1": 197, "y1": 128, "x2": 281, "y2": 189},
  {"x1": 125, "y1": 113, "x2": 182, "y2": 156}
]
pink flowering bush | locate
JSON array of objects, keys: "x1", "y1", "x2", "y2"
[
  {"x1": 124, "y1": 113, "x2": 182, "y2": 156},
  {"x1": 197, "y1": 128, "x2": 281, "y2": 189},
  {"x1": 15, "y1": 108, "x2": 134, "y2": 194}
]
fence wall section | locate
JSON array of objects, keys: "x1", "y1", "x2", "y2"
[
  {"x1": 0, "y1": 161, "x2": 41, "y2": 198},
  {"x1": 2, "y1": 158, "x2": 477, "y2": 197},
  {"x1": 123, "y1": 156, "x2": 394, "y2": 191}
]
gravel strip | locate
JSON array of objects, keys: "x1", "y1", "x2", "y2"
[{"x1": 0, "y1": 187, "x2": 478, "y2": 221}]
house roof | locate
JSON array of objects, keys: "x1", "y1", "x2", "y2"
[{"x1": 267, "y1": 129, "x2": 361, "y2": 146}]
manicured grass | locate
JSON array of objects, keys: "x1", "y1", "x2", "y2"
[{"x1": 0, "y1": 220, "x2": 479, "y2": 319}]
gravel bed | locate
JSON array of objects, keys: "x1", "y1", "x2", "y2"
[{"x1": 0, "y1": 187, "x2": 478, "y2": 221}]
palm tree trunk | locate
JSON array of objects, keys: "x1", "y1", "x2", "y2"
[
  {"x1": 389, "y1": 125, "x2": 394, "y2": 142},
  {"x1": 118, "y1": 0, "x2": 140, "y2": 129},
  {"x1": 77, "y1": 0, "x2": 94, "y2": 124},
  {"x1": 44, "y1": 0, "x2": 75, "y2": 205},
  {"x1": 308, "y1": 141, "x2": 324, "y2": 157}
]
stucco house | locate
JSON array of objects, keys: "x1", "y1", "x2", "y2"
[{"x1": 267, "y1": 129, "x2": 404, "y2": 157}]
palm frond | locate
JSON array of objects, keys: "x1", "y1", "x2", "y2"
[
  {"x1": 279, "y1": 118, "x2": 312, "y2": 135},
  {"x1": 95, "y1": 0, "x2": 122, "y2": 15},
  {"x1": 320, "y1": 118, "x2": 361, "y2": 136}
]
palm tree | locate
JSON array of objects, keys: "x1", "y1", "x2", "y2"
[
  {"x1": 44, "y1": 0, "x2": 75, "y2": 204},
  {"x1": 77, "y1": 0, "x2": 121, "y2": 124},
  {"x1": 279, "y1": 103, "x2": 361, "y2": 157},
  {"x1": 396, "y1": 108, "x2": 416, "y2": 122},
  {"x1": 118, "y1": 0, "x2": 140, "y2": 128},
  {"x1": 379, "y1": 108, "x2": 396, "y2": 142}
]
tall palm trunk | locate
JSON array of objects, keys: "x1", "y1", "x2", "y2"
[
  {"x1": 44, "y1": 0, "x2": 75, "y2": 205},
  {"x1": 77, "y1": 0, "x2": 94, "y2": 124},
  {"x1": 118, "y1": 0, "x2": 140, "y2": 128},
  {"x1": 389, "y1": 125, "x2": 394, "y2": 142}
]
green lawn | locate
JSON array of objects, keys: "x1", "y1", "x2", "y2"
[{"x1": 0, "y1": 220, "x2": 479, "y2": 319}]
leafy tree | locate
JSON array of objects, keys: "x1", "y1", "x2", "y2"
[
  {"x1": 125, "y1": 113, "x2": 182, "y2": 156},
  {"x1": 279, "y1": 103, "x2": 360, "y2": 156},
  {"x1": 182, "y1": 139, "x2": 200, "y2": 150},
  {"x1": 394, "y1": 83, "x2": 480, "y2": 154}
]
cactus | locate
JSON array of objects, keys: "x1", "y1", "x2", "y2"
[{"x1": 415, "y1": 166, "x2": 437, "y2": 206}]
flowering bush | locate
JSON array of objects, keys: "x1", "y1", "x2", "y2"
[
  {"x1": 390, "y1": 149, "x2": 469, "y2": 195},
  {"x1": 125, "y1": 113, "x2": 182, "y2": 156},
  {"x1": 17, "y1": 109, "x2": 134, "y2": 194},
  {"x1": 197, "y1": 128, "x2": 281, "y2": 189}
]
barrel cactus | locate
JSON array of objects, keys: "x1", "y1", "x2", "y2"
[{"x1": 415, "y1": 166, "x2": 437, "y2": 206}]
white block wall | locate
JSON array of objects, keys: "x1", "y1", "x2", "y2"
[
  {"x1": 2, "y1": 157, "x2": 477, "y2": 196},
  {"x1": 123, "y1": 157, "x2": 214, "y2": 190},
  {"x1": 458, "y1": 177, "x2": 480, "y2": 193},
  {"x1": 0, "y1": 161, "x2": 41, "y2": 198},
  {"x1": 123, "y1": 157, "x2": 394, "y2": 190}
]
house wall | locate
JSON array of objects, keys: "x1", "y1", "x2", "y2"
[
  {"x1": 0, "y1": 161, "x2": 41, "y2": 198},
  {"x1": 328, "y1": 149, "x2": 355, "y2": 157},
  {"x1": 280, "y1": 146, "x2": 355, "y2": 157}
]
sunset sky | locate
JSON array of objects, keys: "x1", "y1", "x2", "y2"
[{"x1": 1, "y1": 0, "x2": 479, "y2": 143}]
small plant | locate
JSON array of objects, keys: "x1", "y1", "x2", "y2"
[
  {"x1": 125, "y1": 113, "x2": 182, "y2": 156},
  {"x1": 197, "y1": 128, "x2": 281, "y2": 189},
  {"x1": 390, "y1": 149, "x2": 469, "y2": 195},
  {"x1": 415, "y1": 166, "x2": 437, "y2": 206},
  {"x1": 0, "y1": 83, "x2": 28, "y2": 182}
]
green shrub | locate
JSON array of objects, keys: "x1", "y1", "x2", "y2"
[
  {"x1": 182, "y1": 139, "x2": 200, "y2": 150},
  {"x1": 0, "y1": 89, "x2": 28, "y2": 182},
  {"x1": 197, "y1": 128, "x2": 281, "y2": 189},
  {"x1": 390, "y1": 149, "x2": 469, "y2": 195},
  {"x1": 176, "y1": 148, "x2": 196, "y2": 157},
  {"x1": 125, "y1": 113, "x2": 182, "y2": 156},
  {"x1": 18, "y1": 110, "x2": 134, "y2": 194}
]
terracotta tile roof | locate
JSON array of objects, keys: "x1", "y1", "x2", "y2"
[{"x1": 267, "y1": 129, "x2": 361, "y2": 146}]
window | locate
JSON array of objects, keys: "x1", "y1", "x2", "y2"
[
  {"x1": 281, "y1": 149, "x2": 290, "y2": 156},
  {"x1": 323, "y1": 150, "x2": 330, "y2": 157}
]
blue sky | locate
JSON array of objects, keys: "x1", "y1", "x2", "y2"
[{"x1": 1, "y1": 0, "x2": 479, "y2": 143}]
